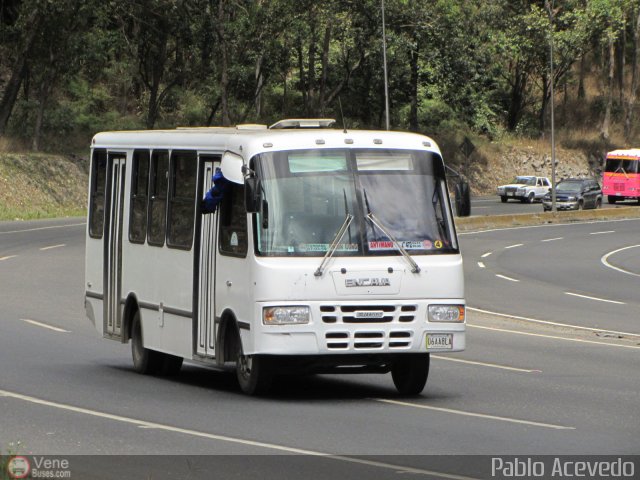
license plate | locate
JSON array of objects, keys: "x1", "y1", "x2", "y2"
[
  {"x1": 426, "y1": 333, "x2": 453, "y2": 350},
  {"x1": 508, "y1": 192, "x2": 514, "y2": 196}
]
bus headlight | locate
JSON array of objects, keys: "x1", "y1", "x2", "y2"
[
  {"x1": 428, "y1": 305, "x2": 465, "y2": 322},
  {"x1": 263, "y1": 306, "x2": 310, "y2": 325}
]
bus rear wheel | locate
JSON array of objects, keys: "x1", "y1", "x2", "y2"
[
  {"x1": 608, "y1": 195, "x2": 618, "y2": 204},
  {"x1": 131, "y1": 311, "x2": 163, "y2": 374},
  {"x1": 391, "y1": 354, "x2": 430, "y2": 396}
]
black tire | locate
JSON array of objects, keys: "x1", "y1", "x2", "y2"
[
  {"x1": 391, "y1": 354, "x2": 430, "y2": 396},
  {"x1": 608, "y1": 195, "x2": 617, "y2": 204},
  {"x1": 459, "y1": 181, "x2": 471, "y2": 217},
  {"x1": 131, "y1": 311, "x2": 163, "y2": 374},
  {"x1": 595, "y1": 198, "x2": 602, "y2": 209},
  {"x1": 234, "y1": 329, "x2": 273, "y2": 395},
  {"x1": 577, "y1": 200, "x2": 584, "y2": 210},
  {"x1": 500, "y1": 196, "x2": 507, "y2": 203},
  {"x1": 527, "y1": 192, "x2": 535, "y2": 204}
]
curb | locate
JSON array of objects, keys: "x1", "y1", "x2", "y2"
[{"x1": 455, "y1": 206, "x2": 640, "y2": 232}]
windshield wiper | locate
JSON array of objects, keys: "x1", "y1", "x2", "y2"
[
  {"x1": 363, "y1": 189, "x2": 420, "y2": 274},
  {"x1": 314, "y1": 213, "x2": 353, "y2": 277}
]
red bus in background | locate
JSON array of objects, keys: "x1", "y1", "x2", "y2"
[{"x1": 602, "y1": 149, "x2": 640, "y2": 204}]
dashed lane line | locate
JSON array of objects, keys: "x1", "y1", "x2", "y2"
[
  {"x1": 504, "y1": 243, "x2": 524, "y2": 249},
  {"x1": 481, "y1": 252, "x2": 492, "y2": 258},
  {"x1": 373, "y1": 399, "x2": 574, "y2": 430},
  {"x1": 589, "y1": 230, "x2": 615, "y2": 235},
  {"x1": 477, "y1": 262, "x2": 486, "y2": 268},
  {"x1": 0, "y1": 388, "x2": 479, "y2": 480},
  {"x1": 39, "y1": 244, "x2": 66, "y2": 251},
  {"x1": 541, "y1": 237, "x2": 563, "y2": 242},
  {"x1": 564, "y1": 292, "x2": 625, "y2": 305},
  {"x1": 0, "y1": 255, "x2": 17, "y2": 261},
  {"x1": 495, "y1": 274, "x2": 519, "y2": 282},
  {"x1": 21, "y1": 319, "x2": 70, "y2": 333}
]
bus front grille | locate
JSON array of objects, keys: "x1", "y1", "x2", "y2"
[
  {"x1": 325, "y1": 330, "x2": 413, "y2": 350},
  {"x1": 320, "y1": 305, "x2": 416, "y2": 324}
]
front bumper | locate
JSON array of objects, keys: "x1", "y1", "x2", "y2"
[{"x1": 543, "y1": 200, "x2": 578, "y2": 210}]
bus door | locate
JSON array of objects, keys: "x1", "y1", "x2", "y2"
[
  {"x1": 105, "y1": 153, "x2": 126, "y2": 339},
  {"x1": 196, "y1": 155, "x2": 220, "y2": 357}
]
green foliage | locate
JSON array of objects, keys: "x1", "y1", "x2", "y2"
[{"x1": 1, "y1": 0, "x2": 639, "y2": 150}]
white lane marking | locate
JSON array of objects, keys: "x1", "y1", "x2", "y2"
[
  {"x1": 477, "y1": 262, "x2": 486, "y2": 268},
  {"x1": 0, "y1": 222, "x2": 86, "y2": 235},
  {"x1": 590, "y1": 230, "x2": 615, "y2": 235},
  {"x1": 601, "y1": 245, "x2": 640, "y2": 278},
  {"x1": 481, "y1": 252, "x2": 492, "y2": 258},
  {"x1": 40, "y1": 244, "x2": 66, "y2": 251},
  {"x1": 0, "y1": 389, "x2": 478, "y2": 480},
  {"x1": 496, "y1": 274, "x2": 519, "y2": 282},
  {"x1": 504, "y1": 243, "x2": 523, "y2": 249},
  {"x1": 0, "y1": 255, "x2": 18, "y2": 261},
  {"x1": 458, "y1": 218, "x2": 640, "y2": 235},
  {"x1": 541, "y1": 237, "x2": 563, "y2": 242},
  {"x1": 564, "y1": 292, "x2": 625, "y2": 305},
  {"x1": 468, "y1": 324, "x2": 640, "y2": 350},
  {"x1": 431, "y1": 355, "x2": 540, "y2": 373},
  {"x1": 373, "y1": 399, "x2": 573, "y2": 430},
  {"x1": 472, "y1": 206, "x2": 491, "y2": 209},
  {"x1": 467, "y1": 306, "x2": 640, "y2": 339},
  {"x1": 20, "y1": 319, "x2": 69, "y2": 333}
]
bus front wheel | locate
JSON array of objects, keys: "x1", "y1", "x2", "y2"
[
  {"x1": 391, "y1": 354, "x2": 430, "y2": 396},
  {"x1": 234, "y1": 333, "x2": 273, "y2": 395}
]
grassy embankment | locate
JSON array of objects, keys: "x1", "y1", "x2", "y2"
[{"x1": 0, "y1": 151, "x2": 88, "y2": 221}]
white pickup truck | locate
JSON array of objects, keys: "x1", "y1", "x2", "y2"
[{"x1": 496, "y1": 176, "x2": 551, "y2": 203}]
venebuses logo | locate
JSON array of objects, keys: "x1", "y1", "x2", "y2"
[{"x1": 6, "y1": 456, "x2": 30, "y2": 479}]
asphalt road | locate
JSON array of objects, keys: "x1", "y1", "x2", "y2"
[{"x1": 1, "y1": 217, "x2": 638, "y2": 479}]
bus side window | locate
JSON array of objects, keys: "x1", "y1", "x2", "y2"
[
  {"x1": 167, "y1": 150, "x2": 197, "y2": 249},
  {"x1": 89, "y1": 149, "x2": 107, "y2": 238},
  {"x1": 148, "y1": 150, "x2": 169, "y2": 246},
  {"x1": 219, "y1": 183, "x2": 248, "y2": 257},
  {"x1": 129, "y1": 150, "x2": 150, "y2": 244}
]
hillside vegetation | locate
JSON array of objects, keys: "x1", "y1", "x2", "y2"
[{"x1": 0, "y1": 151, "x2": 87, "y2": 220}]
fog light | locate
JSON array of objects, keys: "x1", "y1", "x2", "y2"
[
  {"x1": 263, "y1": 306, "x2": 310, "y2": 325},
  {"x1": 428, "y1": 305, "x2": 465, "y2": 322}
]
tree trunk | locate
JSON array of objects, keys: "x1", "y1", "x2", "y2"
[
  {"x1": 507, "y1": 62, "x2": 527, "y2": 131},
  {"x1": 625, "y1": 8, "x2": 640, "y2": 142},
  {"x1": 0, "y1": 9, "x2": 42, "y2": 136},
  {"x1": 578, "y1": 54, "x2": 586, "y2": 99},
  {"x1": 409, "y1": 38, "x2": 419, "y2": 132},
  {"x1": 601, "y1": 34, "x2": 615, "y2": 142},
  {"x1": 216, "y1": 0, "x2": 231, "y2": 126},
  {"x1": 318, "y1": 19, "x2": 333, "y2": 115}
]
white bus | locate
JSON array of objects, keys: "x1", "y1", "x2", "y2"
[{"x1": 84, "y1": 119, "x2": 467, "y2": 395}]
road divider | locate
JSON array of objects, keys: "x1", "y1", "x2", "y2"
[{"x1": 456, "y1": 206, "x2": 640, "y2": 232}]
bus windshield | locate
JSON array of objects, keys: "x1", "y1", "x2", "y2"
[
  {"x1": 253, "y1": 148, "x2": 457, "y2": 257},
  {"x1": 605, "y1": 157, "x2": 639, "y2": 174}
]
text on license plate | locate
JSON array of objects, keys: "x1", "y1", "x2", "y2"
[{"x1": 426, "y1": 333, "x2": 453, "y2": 350}]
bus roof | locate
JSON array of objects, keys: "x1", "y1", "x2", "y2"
[
  {"x1": 606, "y1": 148, "x2": 640, "y2": 159},
  {"x1": 91, "y1": 125, "x2": 442, "y2": 159}
]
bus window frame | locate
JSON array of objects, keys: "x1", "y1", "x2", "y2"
[
  {"x1": 88, "y1": 148, "x2": 108, "y2": 239},
  {"x1": 128, "y1": 149, "x2": 150, "y2": 245},
  {"x1": 166, "y1": 150, "x2": 198, "y2": 251}
]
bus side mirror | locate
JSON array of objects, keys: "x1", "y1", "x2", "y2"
[
  {"x1": 245, "y1": 177, "x2": 261, "y2": 213},
  {"x1": 455, "y1": 180, "x2": 471, "y2": 217}
]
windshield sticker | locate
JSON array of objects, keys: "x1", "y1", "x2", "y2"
[
  {"x1": 299, "y1": 243, "x2": 359, "y2": 252},
  {"x1": 434, "y1": 240, "x2": 443, "y2": 249},
  {"x1": 369, "y1": 240, "x2": 434, "y2": 251}
]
